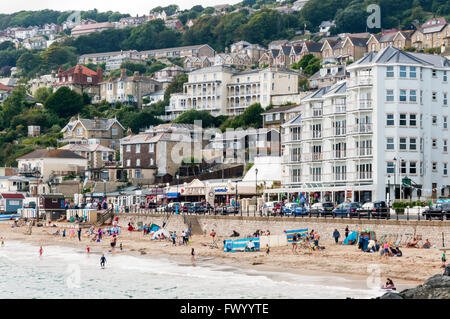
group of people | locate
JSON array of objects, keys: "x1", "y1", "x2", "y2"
[
  {"x1": 170, "y1": 229, "x2": 191, "y2": 246},
  {"x1": 291, "y1": 230, "x2": 322, "y2": 253}
]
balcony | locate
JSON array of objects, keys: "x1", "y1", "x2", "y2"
[
  {"x1": 281, "y1": 133, "x2": 302, "y2": 143},
  {"x1": 350, "y1": 123, "x2": 373, "y2": 134},
  {"x1": 302, "y1": 152, "x2": 323, "y2": 162},
  {"x1": 334, "y1": 104, "x2": 346, "y2": 113},
  {"x1": 348, "y1": 77, "x2": 373, "y2": 87},
  {"x1": 359, "y1": 99, "x2": 372, "y2": 109}
]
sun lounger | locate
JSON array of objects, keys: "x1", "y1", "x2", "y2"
[{"x1": 393, "y1": 235, "x2": 402, "y2": 247}]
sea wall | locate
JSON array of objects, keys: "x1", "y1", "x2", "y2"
[{"x1": 118, "y1": 213, "x2": 450, "y2": 247}]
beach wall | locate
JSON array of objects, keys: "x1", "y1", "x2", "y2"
[{"x1": 118, "y1": 213, "x2": 450, "y2": 247}]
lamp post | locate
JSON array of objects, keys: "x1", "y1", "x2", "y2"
[
  {"x1": 34, "y1": 170, "x2": 41, "y2": 223},
  {"x1": 176, "y1": 174, "x2": 179, "y2": 202},
  {"x1": 393, "y1": 157, "x2": 397, "y2": 200},
  {"x1": 387, "y1": 175, "x2": 391, "y2": 208},
  {"x1": 255, "y1": 168, "x2": 258, "y2": 211},
  {"x1": 235, "y1": 180, "x2": 238, "y2": 213}
]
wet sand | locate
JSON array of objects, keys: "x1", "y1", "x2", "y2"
[{"x1": 0, "y1": 221, "x2": 442, "y2": 291}]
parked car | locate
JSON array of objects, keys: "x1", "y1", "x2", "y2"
[
  {"x1": 187, "y1": 202, "x2": 207, "y2": 214},
  {"x1": 309, "y1": 202, "x2": 334, "y2": 216},
  {"x1": 180, "y1": 202, "x2": 193, "y2": 213},
  {"x1": 263, "y1": 201, "x2": 281, "y2": 216},
  {"x1": 217, "y1": 205, "x2": 239, "y2": 215},
  {"x1": 357, "y1": 201, "x2": 390, "y2": 218},
  {"x1": 422, "y1": 203, "x2": 450, "y2": 220},
  {"x1": 333, "y1": 202, "x2": 362, "y2": 217},
  {"x1": 294, "y1": 205, "x2": 309, "y2": 216},
  {"x1": 283, "y1": 203, "x2": 300, "y2": 215}
]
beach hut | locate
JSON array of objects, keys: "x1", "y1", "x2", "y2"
[{"x1": 0, "y1": 193, "x2": 25, "y2": 213}]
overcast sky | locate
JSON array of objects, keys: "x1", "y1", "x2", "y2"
[{"x1": 1, "y1": 0, "x2": 242, "y2": 16}]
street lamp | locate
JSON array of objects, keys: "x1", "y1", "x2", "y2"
[
  {"x1": 387, "y1": 175, "x2": 391, "y2": 208},
  {"x1": 393, "y1": 157, "x2": 397, "y2": 200},
  {"x1": 176, "y1": 174, "x2": 179, "y2": 201},
  {"x1": 235, "y1": 180, "x2": 238, "y2": 213},
  {"x1": 34, "y1": 169, "x2": 41, "y2": 223},
  {"x1": 255, "y1": 168, "x2": 258, "y2": 210}
]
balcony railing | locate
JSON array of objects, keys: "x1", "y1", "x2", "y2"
[
  {"x1": 282, "y1": 133, "x2": 302, "y2": 143},
  {"x1": 350, "y1": 123, "x2": 373, "y2": 134}
]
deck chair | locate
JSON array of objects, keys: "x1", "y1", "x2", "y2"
[
  {"x1": 377, "y1": 234, "x2": 387, "y2": 245},
  {"x1": 393, "y1": 235, "x2": 402, "y2": 247},
  {"x1": 209, "y1": 240, "x2": 219, "y2": 249}
]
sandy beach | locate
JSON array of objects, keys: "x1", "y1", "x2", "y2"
[{"x1": 0, "y1": 221, "x2": 444, "y2": 287}]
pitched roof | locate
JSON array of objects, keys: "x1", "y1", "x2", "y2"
[
  {"x1": 0, "y1": 83, "x2": 12, "y2": 91},
  {"x1": 1, "y1": 193, "x2": 25, "y2": 199},
  {"x1": 62, "y1": 118, "x2": 124, "y2": 133},
  {"x1": 354, "y1": 46, "x2": 450, "y2": 68},
  {"x1": 17, "y1": 149, "x2": 87, "y2": 160},
  {"x1": 59, "y1": 144, "x2": 115, "y2": 153},
  {"x1": 262, "y1": 104, "x2": 298, "y2": 115}
]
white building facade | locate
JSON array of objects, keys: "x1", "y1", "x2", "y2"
[
  {"x1": 279, "y1": 46, "x2": 450, "y2": 204},
  {"x1": 167, "y1": 66, "x2": 299, "y2": 119}
]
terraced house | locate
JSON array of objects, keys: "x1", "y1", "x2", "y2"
[{"x1": 100, "y1": 69, "x2": 162, "y2": 108}]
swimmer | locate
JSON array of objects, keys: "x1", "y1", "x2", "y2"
[{"x1": 100, "y1": 254, "x2": 106, "y2": 269}]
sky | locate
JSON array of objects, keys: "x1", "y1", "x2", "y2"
[{"x1": 1, "y1": 0, "x2": 242, "y2": 16}]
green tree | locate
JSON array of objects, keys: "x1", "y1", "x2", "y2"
[
  {"x1": 44, "y1": 87, "x2": 83, "y2": 118},
  {"x1": 34, "y1": 87, "x2": 53, "y2": 102},
  {"x1": 17, "y1": 51, "x2": 42, "y2": 77}
]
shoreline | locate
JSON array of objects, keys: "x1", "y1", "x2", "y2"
[{"x1": 0, "y1": 222, "x2": 437, "y2": 291}]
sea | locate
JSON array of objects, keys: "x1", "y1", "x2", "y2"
[{"x1": 0, "y1": 240, "x2": 401, "y2": 299}]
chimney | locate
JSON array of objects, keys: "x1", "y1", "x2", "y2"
[{"x1": 96, "y1": 67, "x2": 103, "y2": 82}]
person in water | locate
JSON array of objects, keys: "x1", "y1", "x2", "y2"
[
  {"x1": 39, "y1": 246, "x2": 43, "y2": 256},
  {"x1": 100, "y1": 254, "x2": 106, "y2": 268}
]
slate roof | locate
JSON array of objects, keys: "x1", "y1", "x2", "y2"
[{"x1": 17, "y1": 149, "x2": 87, "y2": 160}]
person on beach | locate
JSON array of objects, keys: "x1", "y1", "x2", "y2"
[
  {"x1": 333, "y1": 229, "x2": 340, "y2": 244},
  {"x1": 86, "y1": 246, "x2": 90, "y2": 254},
  {"x1": 442, "y1": 250, "x2": 446, "y2": 268},
  {"x1": 77, "y1": 228, "x2": 82, "y2": 241},
  {"x1": 191, "y1": 248, "x2": 195, "y2": 262},
  {"x1": 422, "y1": 238, "x2": 431, "y2": 249},
  {"x1": 1, "y1": 237, "x2": 4, "y2": 247},
  {"x1": 292, "y1": 234, "x2": 298, "y2": 254},
  {"x1": 345, "y1": 226, "x2": 349, "y2": 239},
  {"x1": 120, "y1": 242, "x2": 123, "y2": 251},
  {"x1": 181, "y1": 230, "x2": 186, "y2": 245},
  {"x1": 172, "y1": 231, "x2": 176, "y2": 246},
  {"x1": 383, "y1": 243, "x2": 390, "y2": 258},
  {"x1": 383, "y1": 278, "x2": 396, "y2": 290},
  {"x1": 62, "y1": 229, "x2": 66, "y2": 238},
  {"x1": 265, "y1": 244, "x2": 270, "y2": 255},
  {"x1": 210, "y1": 229, "x2": 216, "y2": 243},
  {"x1": 39, "y1": 246, "x2": 43, "y2": 256},
  {"x1": 100, "y1": 254, "x2": 106, "y2": 268},
  {"x1": 110, "y1": 235, "x2": 117, "y2": 250},
  {"x1": 70, "y1": 228, "x2": 75, "y2": 238}
]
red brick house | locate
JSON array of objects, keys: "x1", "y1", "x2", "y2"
[{"x1": 55, "y1": 65, "x2": 103, "y2": 101}]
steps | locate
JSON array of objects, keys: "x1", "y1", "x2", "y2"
[
  {"x1": 183, "y1": 215, "x2": 203, "y2": 235},
  {"x1": 96, "y1": 208, "x2": 114, "y2": 226}
]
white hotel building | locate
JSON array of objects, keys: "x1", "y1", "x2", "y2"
[
  {"x1": 165, "y1": 66, "x2": 299, "y2": 120},
  {"x1": 272, "y1": 46, "x2": 450, "y2": 204}
]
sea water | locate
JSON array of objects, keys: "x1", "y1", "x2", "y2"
[{"x1": 0, "y1": 241, "x2": 388, "y2": 299}]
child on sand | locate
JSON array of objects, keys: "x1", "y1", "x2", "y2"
[{"x1": 442, "y1": 250, "x2": 447, "y2": 268}]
